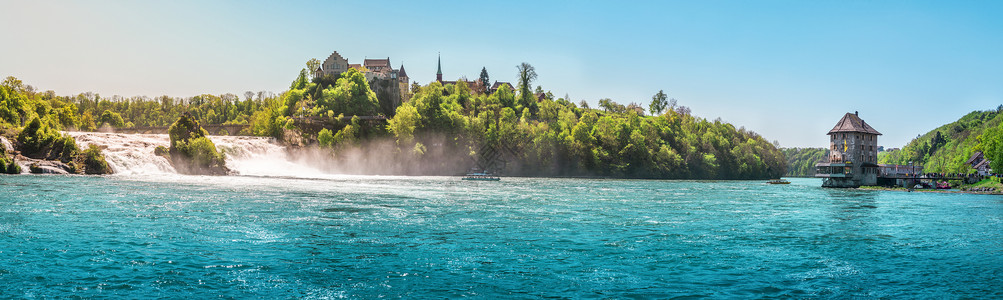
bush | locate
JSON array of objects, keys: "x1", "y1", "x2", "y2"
[
  {"x1": 29, "y1": 163, "x2": 42, "y2": 174},
  {"x1": 7, "y1": 160, "x2": 21, "y2": 174},
  {"x1": 169, "y1": 113, "x2": 209, "y2": 148},
  {"x1": 82, "y1": 144, "x2": 112, "y2": 174},
  {"x1": 317, "y1": 128, "x2": 334, "y2": 147},
  {"x1": 16, "y1": 116, "x2": 78, "y2": 161},
  {"x1": 17, "y1": 117, "x2": 52, "y2": 156},
  {"x1": 0, "y1": 154, "x2": 20, "y2": 174},
  {"x1": 99, "y1": 110, "x2": 125, "y2": 128},
  {"x1": 168, "y1": 113, "x2": 229, "y2": 175},
  {"x1": 154, "y1": 145, "x2": 170, "y2": 158},
  {"x1": 174, "y1": 137, "x2": 226, "y2": 171}
]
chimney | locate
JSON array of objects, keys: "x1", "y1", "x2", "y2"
[{"x1": 855, "y1": 111, "x2": 858, "y2": 116}]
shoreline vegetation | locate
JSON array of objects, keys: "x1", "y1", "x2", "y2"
[
  {"x1": 1, "y1": 63, "x2": 787, "y2": 179},
  {"x1": 782, "y1": 147, "x2": 828, "y2": 177},
  {"x1": 856, "y1": 176, "x2": 1003, "y2": 195},
  {"x1": 879, "y1": 107, "x2": 1003, "y2": 173}
]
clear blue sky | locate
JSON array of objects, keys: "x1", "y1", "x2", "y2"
[{"x1": 3, "y1": 0, "x2": 1002, "y2": 148}]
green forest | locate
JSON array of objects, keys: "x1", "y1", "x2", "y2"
[
  {"x1": 0, "y1": 77, "x2": 111, "y2": 174},
  {"x1": 1, "y1": 60, "x2": 788, "y2": 179},
  {"x1": 781, "y1": 147, "x2": 828, "y2": 177},
  {"x1": 879, "y1": 107, "x2": 1003, "y2": 173},
  {"x1": 250, "y1": 65, "x2": 786, "y2": 179}
]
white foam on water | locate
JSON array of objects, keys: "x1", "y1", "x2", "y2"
[
  {"x1": 67, "y1": 132, "x2": 176, "y2": 175},
  {"x1": 65, "y1": 132, "x2": 327, "y2": 178}
]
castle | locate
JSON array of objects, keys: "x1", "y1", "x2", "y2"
[
  {"x1": 314, "y1": 51, "x2": 522, "y2": 115},
  {"x1": 315, "y1": 51, "x2": 412, "y2": 115}
]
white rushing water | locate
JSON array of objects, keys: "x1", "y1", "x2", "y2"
[{"x1": 66, "y1": 132, "x2": 325, "y2": 177}]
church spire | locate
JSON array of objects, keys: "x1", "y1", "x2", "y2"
[{"x1": 436, "y1": 52, "x2": 443, "y2": 82}]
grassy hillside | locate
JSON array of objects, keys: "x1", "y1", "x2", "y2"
[{"x1": 879, "y1": 107, "x2": 1003, "y2": 173}]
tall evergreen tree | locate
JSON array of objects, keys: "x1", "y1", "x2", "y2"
[{"x1": 479, "y1": 67, "x2": 490, "y2": 86}]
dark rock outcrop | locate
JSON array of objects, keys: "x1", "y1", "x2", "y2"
[{"x1": 166, "y1": 113, "x2": 230, "y2": 175}]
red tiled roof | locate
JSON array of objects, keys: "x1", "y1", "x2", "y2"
[
  {"x1": 828, "y1": 112, "x2": 881, "y2": 135},
  {"x1": 490, "y1": 81, "x2": 513, "y2": 90},
  {"x1": 364, "y1": 58, "x2": 390, "y2": 68},
  {"x1": 441, "y1": 80, "x2": 476, "y2": 86}
]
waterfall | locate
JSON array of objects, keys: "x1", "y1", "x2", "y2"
[
  {"x1": 66, "y1": 132, "x2": 323, "y2": 177},
  {"x1": 0, "y1": 136, "x2": 13, "y2": 153}
]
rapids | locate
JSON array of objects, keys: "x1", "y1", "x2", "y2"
[{"x1": 65, "y1": 132, "x2": 323, "y2": 177}]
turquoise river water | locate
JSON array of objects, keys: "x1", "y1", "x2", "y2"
[{"x1": 1, "y1": 175, "x2": 1001, "y2": 298}]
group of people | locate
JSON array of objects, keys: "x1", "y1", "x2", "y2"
[
  {"x1": 962, "y1": 186, "x2": 997, "y2": 192},
  {"x1": 913, "y1": 172, "x2": 986, "y2": 179}
]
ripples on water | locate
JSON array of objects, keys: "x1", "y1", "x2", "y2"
[{"x1": 1, "y1": 176, "x2": 1001, "y2": 298}]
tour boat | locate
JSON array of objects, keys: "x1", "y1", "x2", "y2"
[
  {"x1": 462, "y1": 172, "x2": 501, "y2": 181},
  {"x1": 767, "y1": 179, "x2": 791, "y2": 184}
]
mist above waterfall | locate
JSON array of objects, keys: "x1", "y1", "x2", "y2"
[{"x1": 285, "y1": 134, "x2": 473, "y2": 176}]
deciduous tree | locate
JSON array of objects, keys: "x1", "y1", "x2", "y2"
[
  {"x1": 649, "y1": 90, "x2": 668, "y2": 116},
  {"x1": 306, "y1": 58, "x2": 321, "y2": 79},
  {"x1": 516, "y1": 62, "x2": 538, "y2": 112}
]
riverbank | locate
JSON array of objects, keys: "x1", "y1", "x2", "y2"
[{"x1": 859, "y1": 185, "x2": 1003, "y2": 195}]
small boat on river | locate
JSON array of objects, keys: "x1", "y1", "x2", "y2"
[
  {"x1": 462, "y1": 172, "x2": 501, "y2": 181},
  {"x1": 767, "y1": 179, "x2": 791, "y2": 184}
]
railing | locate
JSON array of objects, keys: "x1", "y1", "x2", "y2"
[{"x1": 112, "y1": 124, "x2": 250, "y2": 135}]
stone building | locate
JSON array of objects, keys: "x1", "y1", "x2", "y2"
[
  {"x1": 315, "y1": 51, "x2": 412, "y2": 116},
  {"x1": 815, "y1": 112, "x2": 882, "y2": 187},
  {"x1": 397, "y1": 65, "x2": 411, "y2": 103},
  {"x1": 316, "y1": 51, "x2": 349, "y2": 78},
  {"x1": 365, "y1": 58, "x2": 409, "y2": 116}
]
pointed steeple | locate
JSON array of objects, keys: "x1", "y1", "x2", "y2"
[
  {"x1": 436, "y1": 53, "x2": 443, "y2": 82},
  {"x1": 398, "y1": 63, "x2": 408, "y2": 78}
]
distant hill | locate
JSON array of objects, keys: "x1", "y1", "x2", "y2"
[
  {"x1": 879, "y1": 107, "x2": 1003, "y2": 173},
  {"x1": 782, "y1": 147, "x2": 828, "y2": 177}
]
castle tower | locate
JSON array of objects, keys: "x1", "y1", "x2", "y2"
[
  {"x1": 436, "y1": 53, "x2": 443, "y2": 83},
  {"x1": 398, "y1": 64, "x2": 411, "y2": 103},
  {"x1": 815, "y1": 111, "x2": 882, "y2": 187}
]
